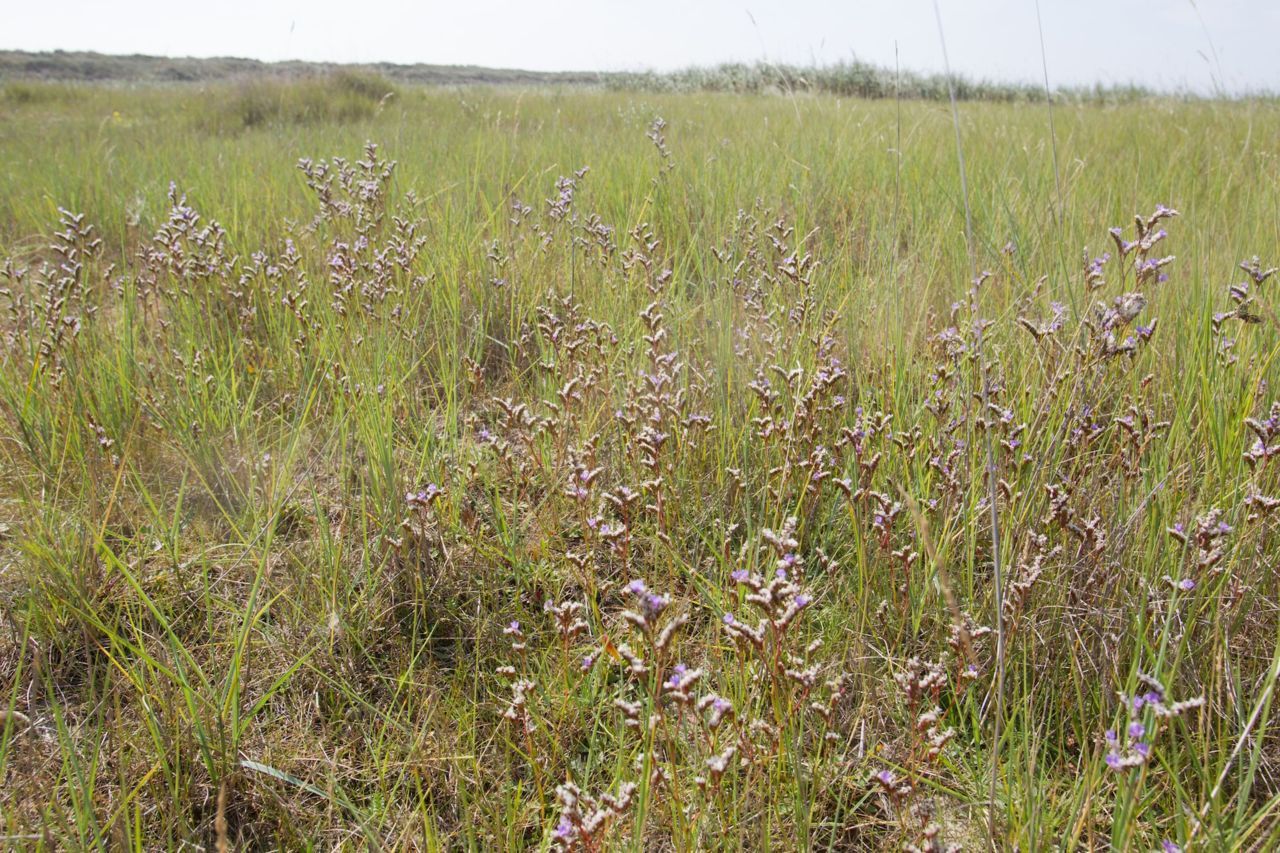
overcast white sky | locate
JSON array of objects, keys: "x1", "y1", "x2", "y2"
[{"x1": 3, "y1": 1, "x2": 1276, "y2": 94}]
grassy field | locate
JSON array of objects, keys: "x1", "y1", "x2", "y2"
[{"x1": 1, "y1": 77, "x2": 1279, "y2": 850}]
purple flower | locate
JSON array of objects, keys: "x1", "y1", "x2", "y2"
[
  {"x1": 1105, "y1": 729, "x2": 1118, "y2": 744},
  {"x1": 554, "y1": 818, "x2": 573, "y2": 839},
  {"x1": 1162, "y1": 841, "x2": 1182, "y2": 853},
  {"x1": 1105, "y1": 752, "x2": 1122, "y2": 770},
  {"x1": 731, "y1": 569, "x2": 749, "y2": 583},
  {"x1": 775, "y1": 568, "x2": 788, "y2": 580},
  {"x1": 406, "y1": 484, "x2": 443, "y2": 506},
  {"x1": 1179, "y1": 578, "x2": 1196, "y2": 591},
  {"x1": 1128, "y1": 722, "x2": 1145, "y2": 739},
  {"x1": 723, "y1": 612, "x2": 735, "y2": 625},
  {"x1": 642, "y1": 593, "x2": 669, "y2": 618},
  {"x1": 667, "y1": 663, "x2": 688, "y2": 688},
  {"x1": 795, "y1": 594, "x2": 812, "y2": 608},
  {"x1": 627, "y1": 579, "x2": 647, "y2": 596},
  {"x1": 1134, "y1": 741, "x2": 1151, "y2": 758}
]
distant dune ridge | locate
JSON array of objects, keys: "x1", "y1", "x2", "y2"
[
  {"x1": 0, "y1": 48, "x2": 1169, "y2": 101},
  {"x1": 0, "y1": 49, "x2": 604, "y2": 87}
]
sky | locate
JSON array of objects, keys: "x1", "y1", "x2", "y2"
[{"x1": 2, "y1": 0, "x2": 1276, "y2": 95}]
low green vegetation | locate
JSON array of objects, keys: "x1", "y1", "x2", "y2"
[{"x1": 0, "y1": 50, "x2": 1171, "y2": 100}]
